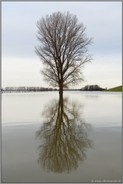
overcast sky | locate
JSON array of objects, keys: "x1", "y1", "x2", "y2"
[{"x1": 2, "y1": 1, "x2": 122, "y2": 88}]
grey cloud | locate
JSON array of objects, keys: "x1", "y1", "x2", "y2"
[{"x1": 2, "y1": 2, "x2": 122, "y2": 58}]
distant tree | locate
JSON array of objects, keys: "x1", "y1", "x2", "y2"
[{"x1": 35, "y1": 12, "x2": 92, "y2": 95}]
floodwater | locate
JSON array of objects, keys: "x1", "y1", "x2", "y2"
[{"x1": 2, "y1": 91, "x2": 122, "y2": 183}]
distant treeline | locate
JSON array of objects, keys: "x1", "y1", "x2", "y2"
[
  {"x1": 80, "y1": 85, "x2": 105, "y2": 91},
  {"x1": 1, "y1": 87, "x2": 58, "y2": 92},
  {"x1": 1, "y1": 85, "x2": 105, "y2": 92}
]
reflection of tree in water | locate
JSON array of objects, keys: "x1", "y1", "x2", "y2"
[{"x1": 36, "y1": 94, "x2": 93, "y2": 173}]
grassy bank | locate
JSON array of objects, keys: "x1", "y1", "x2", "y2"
[{"x1": 106, "y1": 85, "x2": 122, "y2": 92}]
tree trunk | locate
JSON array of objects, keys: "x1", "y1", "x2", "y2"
[{"x1": 59, "y1": 81, "x2": 63, "y2": 97}]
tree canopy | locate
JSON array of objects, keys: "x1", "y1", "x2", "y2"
[{"x1": 35, "y1": 12, "x2": 92, "y2": 93}]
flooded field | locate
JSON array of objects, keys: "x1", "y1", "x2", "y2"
[{"x1": 2, "y1": 91, "x2": 122, "y2": 183}]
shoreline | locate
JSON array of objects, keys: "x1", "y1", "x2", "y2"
[{"x1": 1, "y1": 90, "x2": 122, "y2": 93}]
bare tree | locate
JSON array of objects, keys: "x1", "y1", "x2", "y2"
[{"x1": 35, "y1": 12, "x2": 92, "y2": 94}]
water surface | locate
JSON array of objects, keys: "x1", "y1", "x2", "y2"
[{"x1": 2, "y1": 92, "x2": 122, "y2": 182}]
